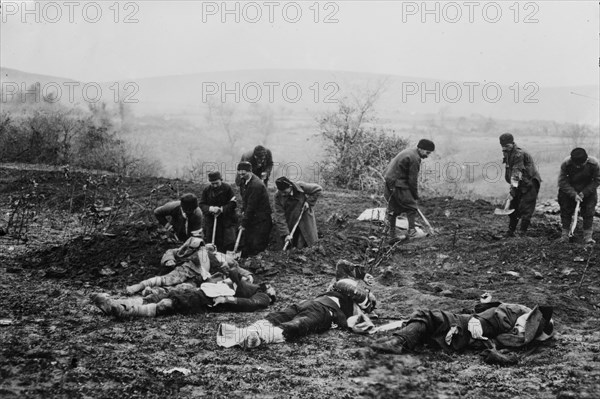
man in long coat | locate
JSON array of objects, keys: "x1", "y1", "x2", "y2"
[
  {"x1": 237, "y1": 161, "x2": 272, "y2": 257},
  {"x1": 273, "y1": 176, "x2": 322, "y2": 250},
  {"x1": 200, "y1": 171, "x2": 237, "y2": 251}
]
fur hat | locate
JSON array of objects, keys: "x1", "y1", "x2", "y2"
[
  {"x1": 499, "y1": 133, "x2": 514, "y2": 146},
  {"x1": 570, "y1": 148, "x2": 588, "y2": 165},
  {"x1": 208, "y1": 171, "x2": 222, "y2": 182},
  {"x1": 417, "y1": 139, "x2": 435, "y2": 152},
  {"x1": 237, "y1": 161, "x2": 252, "y2": 172},
  {"x1": 180, "y1": 193, "x2": 198, "y2": 212}
]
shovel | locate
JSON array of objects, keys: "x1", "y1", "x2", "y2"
[
  {"x1": 211, "y1": 215, "x2": 218, "y2": 245},
  {"x1": 283, "y1": 205, "x2": 307, "y2": 251},
  {"x1": 494, "y1": 194, "x2": 515, "y2": 216},
  {"x1": 226, "y1": 227, "x2": 244, "y2": 260},
  {"x1": 417, "y1": 208, "x2": 435, "y2": 236},
  {"x1": 569, "y1": 201, "x2": 580, "y2": 237}
]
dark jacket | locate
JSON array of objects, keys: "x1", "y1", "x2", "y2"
[
  {"x1": 241, "y1": 148, "x2": 273, "y2": 182},
  {"x1": 383, "y1": 148, "x2": 422, "y2": 200},
  {"x1": 240, "y1": 173, "x2": 272, "y2": 228},
  {"x1": 154, "y1": 201, "x2": 203, "y2": 241},
  {"x1": 502, "y1": 145, "x2": 542, "y2": 191},
  {"x1": 199, "y1": 182, "x2": 237, "y2": 226},
  {"x1": 558, "y1": 156, "x2": 600, "y2": 198},
  {"x1": 273, "y1": 179, "x2": 322, "y2": 247}
]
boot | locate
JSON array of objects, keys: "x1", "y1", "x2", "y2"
[
  {"x1": 519, "y1": 219, "x2": 531, "y2": 236},
  {"x1": 583, "y1": 229, "x2": 596, "y2": 244},
  {"x1": 112, "y1": 301, "x2": 157, "y2": 318},
  {"x1": 388, "y1": 214, "x2": 397, "y2": 238},
  {"x1": 505, "y1": 217, "x2": 518, "y2": 238}
]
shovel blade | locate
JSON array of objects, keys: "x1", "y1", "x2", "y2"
[{"x1": 494, "y1": 208, "x2": 515, "y2": 216}]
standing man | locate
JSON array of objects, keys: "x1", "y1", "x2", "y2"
[
  {"x1": 240, "y1": 145, "x2": 273, "y2": 186},
  {"x1": 154, "y1": 193, "x2": 203, "y2": 242},
  {"x1": 237, "y1": 161, "x2": 273, "y2": 257},
  {"x1": 200, "y1": 171, "x2": 238, "y2": 251},
  {"x1": 558, "y1": 148, "x2": 600, "y2": 244},
  {"x1": 499, "y1": 133, "x2": 542, "y2": 237},
  {"x1": 383, "y1": 139, "x2": 435, "y2": 241},
  {"x1": 273, "y1": 176, "x2": 322, "y2": 250}
]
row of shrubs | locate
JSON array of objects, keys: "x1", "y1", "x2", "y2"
[{"x1": 0, "y1": 102, "x2": 162, "y2": 177}]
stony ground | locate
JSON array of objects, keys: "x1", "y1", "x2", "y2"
[{"x1": 1, "y1": 166, "x2": 599, "y2": 398}]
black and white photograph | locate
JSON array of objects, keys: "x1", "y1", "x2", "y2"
[{"x1": 1, "y1": 1, "x2": 599, "y2": 397}]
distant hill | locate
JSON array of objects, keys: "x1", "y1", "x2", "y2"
[{"x1": 1, "y1": 66, "x2": 598, "y2": 125}]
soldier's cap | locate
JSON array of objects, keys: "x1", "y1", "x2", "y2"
[
  {"x1": 570, "y1": 148, "x2": 588, "y2": 165},
  {"x1": 417, "y1": 139, "x2": 435, "y2": 152},
  {"x1": 275, "y1": 176, "x2": 293, "y2": 191},
  {"x1": 180, "y1": 193, "x2": 198, "y2": 212},
  {"x1": 237, "y1": 161, "x2": 252, "y2": 172},
  {"x1": 499, "y1": 133, "x2": 514, "y2": 146},
  {"x1": 208, "y1": 171, "x2": 222, "y2": 182}
]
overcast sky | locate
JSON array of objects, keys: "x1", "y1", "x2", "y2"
[{"x1": 1, "y1": 1, "x2": 598, "y2": 86}]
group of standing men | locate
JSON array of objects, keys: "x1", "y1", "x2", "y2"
[
  {"x1": 153, "y1": 145, "x2": 323, "y2": 258},
  {"x1": 383, "y1": 135, "x2": 598, "y2": 243}
]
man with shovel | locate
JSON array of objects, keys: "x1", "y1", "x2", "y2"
[
  {"x1": 499, "y1": 133, "x2": 542, "y2": 237},
  {"x1": 237, "y1": 161, "x2": 273, "y2": 258},
  {"x1": 383, "y1": 139, "x2": 435, "y2": 242},
  {"x1": 273, "y1": 176, "x2": 323, "y2": 250},
  {"x1": 154, "y1": 193, "x2": 203, "y2": 242},
  {"x1": 200, "y1": 171, "x2": 237, "y2": 251},
  {"x1": 558, "y1": 147, "x2": 600, "y2": 244}
]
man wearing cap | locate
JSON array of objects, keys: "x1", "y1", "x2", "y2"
[
  {"x1": 154, "y1": 193, "x2": 203, "y2": 242},
  {"x1": 237, "y1": 161, "x2": 273, "y2": 257},
  {"x1": 383, "y1": 139, "x2": 435, "y2": 241},
  {"x1": 558, "y1": 147, "x2": 600, "y2": 244},
  {"x1": 371, "y1": 301, "x2": 554, "y2": 365},
  {"x1": 239, "y1": 145, "x2": 274, "y2": 186},
  {"x1": 200, "y1": 171, "x2": 238, "y2": 251},
  {"x1": 499, "y1": 133, "x2": 542, "y2": 237},
  {"x1": 273, "y1": 176, "x2": 323, "y2": 250}
]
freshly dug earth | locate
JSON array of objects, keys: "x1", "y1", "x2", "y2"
[{"x1": 1, "y1": 166, "x2": 599, "y2": 398}]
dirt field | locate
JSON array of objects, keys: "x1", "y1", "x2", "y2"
[{"x1": 1, "y1": 166, "x2": 599, "y2": 398}]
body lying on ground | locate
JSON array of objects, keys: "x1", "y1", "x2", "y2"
[
  {"x1": 91, "y1": 267, "x2": 276, "y2": 318},
  {"x1": 217, "y1": 260, "x2": 376, "y2": 349},
  {"x1": 125, "y1": 237, "x2": 252, "y2": 295},
  {"x1": 370, "y1": 300, "x2": 555, "y2": 365}
]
